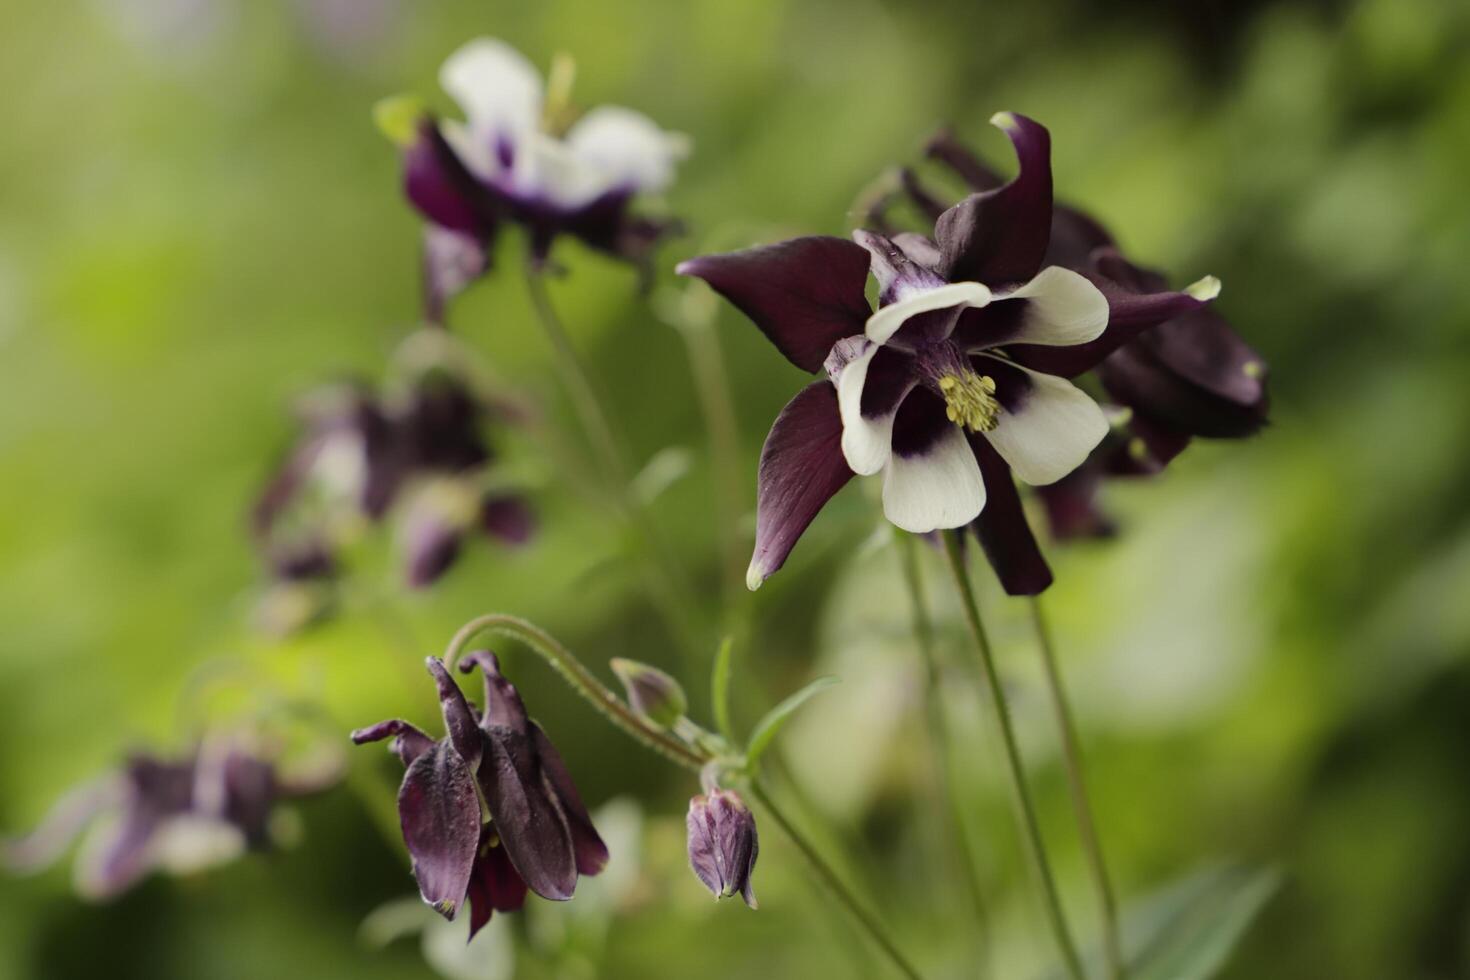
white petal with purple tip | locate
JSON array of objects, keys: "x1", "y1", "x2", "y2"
[
  {"x1": 990, "y1": 266, "x2": 1109, "y2": 348},
  {"x1": 830, "y1": 339, "x2": 894, "y2": 476},
  {"x1": 566, "y1": 105, "x2": 689, "y2": 196},
  {"x1": 881, "y1": 426, "x2": 987, "y2": 532},
  {"x1": 440, "y1": 38, "x2": 543, "y2": 143},
  {"x1": 978, "y1": 358, "x2": 1109, "y2": 485},
  {"x1": 865, "y1": 282, "x2": 991, "y2": 346}
]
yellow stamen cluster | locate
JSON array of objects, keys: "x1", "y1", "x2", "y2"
[{"x1": 938, "y1": 372, "x2": 1001, "y2": 433}]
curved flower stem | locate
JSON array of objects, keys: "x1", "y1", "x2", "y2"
[
  {"x1": 522, "y1": 265, "x2": 706, "y2": 662},
  {"x1": 896, "y1": 533, "x2": 992, "y2": 971},
  {"x1": 444, "y1": 613, "x2": 706, "y2": 771},
  {"x1": 939, "y1": 531, "x2": 1085, "y2": 980},
  {"x1": 749, "y1": 782, "x2": 925, "y2": 980},
  {"x1": 1030, "y1": 596, "x2": 1124, "y2": 980}
]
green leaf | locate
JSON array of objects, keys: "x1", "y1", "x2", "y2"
[
  {"x1": 1035, "y1": 864, "x2": 1280, "y2": 980},
  {"x1": 711, "y1": 635, "x2": 735, "y2": 742},
  {"x1": 744, "y1": 676, "x2": 839, "y2": 770},
  {"x1": 1129, "y1": 865, "x2": 1281, "y2": 980}
]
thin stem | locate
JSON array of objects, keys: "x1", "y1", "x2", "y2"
[
  {"x1": 522, "y1": 266, "x2": 706, "y2": 661},
  {"x1": 939, "y1": 531, "x2": 1085, "y2": 980},
  {"x1": 749, "y1": 782, "x2": 925, "y2": 980},
  {"x1": 896, "y1": 533, "x2": 992, "y2": 972},
  {"x1": 1031, "y1": 596, "x2": 1124, "y2": 980},
  {"x1": 444, "y1": 613, "x2": 707, "y2": 771}
]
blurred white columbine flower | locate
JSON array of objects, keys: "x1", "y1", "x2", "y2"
[{"x1": 383, "y1": 37, "x2": 690, "y2": 320}]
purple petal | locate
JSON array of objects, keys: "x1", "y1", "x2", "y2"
[
  {"x1": 458, "y1": 650, "x2": 529, "y2": 734},
  {"x1": 404, "y1": 120, "x2": 493, "y2": 237},
  {"x1": 423, "y1": 225, "x2": 489, "y2": 325},
  {"x1": 747, "y1": 382, "x2": 854, "y2": 589},
  {"x1": 426, "y1": 658, "x2": 484, "y2": 769},
  {"x1": 935, "y1": 113, "x2": 1052, "y2": 288},
  {"x1": 480, "y1": 494, "x2": 535, "y2": 546},
  {"x1": 967, "y1": 438, "x2": 1054, "y2": 595},
  {"x1": 467, "y1": 838, "x2": 528, "y2": 940},
  {"x1": 531, "y1": 724, "x2": 609, "y2": 877},
  {"x1": 1104, "y1": 412, "x2": 1194, "y2": 476},
  {"x1": 677, "y1": 237, "x2": 872, "y2": 373},
  {"x1": 1100, "y1": 317, "x2": 1268, "y2": 439},
  {"x1": 852, "y1": 229, "x2": 948, "y2": 307},
  {"x1": 352, "y1": 719, "x2": 437, "y2": 768},
  {"x1": 1035, "y1": 465, "x2": 1116, "y2": 541},
  {"x1": 398, "y1": 741, "x2": 482, "y2": 919},
  {"x1": 477, "y1": 728, "x2": 578, "y2": 902},
  {"x1": 404, "y1": 516, "x2": 464, "y2": 588},
  {"x1": 1126, "y1": 307, "x2": 1268, "y2": 420},
  {"x1": 1045, "y1": 204, "x2": 1117, "y2": 272},
  {"x1": 78, "y1": 756, "x2": 197, "y2": 899},
  {"x1": 3, "y1": 776, "x2": 118, "y2": 874}
]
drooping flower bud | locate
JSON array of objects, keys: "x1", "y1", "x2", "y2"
[
  {"x1": 609, "y1": 659, "x2": 687, "y2": 730},
  {"x1": 686, "y1": 789, "x2": 758, "y2": 908}
]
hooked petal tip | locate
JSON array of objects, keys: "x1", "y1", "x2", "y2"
[{"x1": 1185, "y1": 275, "x2": 1222, "y2": 302}]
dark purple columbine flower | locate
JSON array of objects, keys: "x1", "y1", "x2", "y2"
[
  {"x1": 679, "y1": 113, "x2": 1220, "y2": 593},
  {"x1": 916, "y1": 129, "x2": 1269, "y2": 542},
  {"x1": 252, "y1": 366, "x2": 536, "y2": 598},
  {"x1": 3, "y1": 740, "x2": 334, "y2": 900},
  {"x1": 352, "y1": 653, "x2": 607, "y2": 937},
  {"x1": 686, "y1": 789, "x2": 758, "y2": 908},
  {"x1": 389, "y1": 37, "x2": 688, "y2": 318}
]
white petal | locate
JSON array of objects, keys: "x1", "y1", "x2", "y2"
[
  {"x1": 439, "y1": 118, "x2": 499, "y2": 181},
  {"x1": 565, "y1": 105, "x2": 689, "y2": 196},
  {"x1": 865, "y1": 282, "x2": 991, "y2": 346},
  {"x1": 439, "y1": 38, "x2": 543, "y2": 140},
  {"x1": 881, "y1": 426, "x2": 987, "y2": 533},
  {"x1": 514, "y1": 132, "x2": 608, "y2": 209},
  {"x1": 829, "y1": 338, "x2": 893, "y2": 476},
  {"x1": 991, "y1": 266, "x2": 1108, "y2": 347},
  {"x1": 980, "y1": 358, "x2": 1109, "y2": 485}
]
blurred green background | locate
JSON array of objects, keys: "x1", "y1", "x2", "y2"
[{"x1": 3, "y1": 0, "x2": 1470, "y2": 977}]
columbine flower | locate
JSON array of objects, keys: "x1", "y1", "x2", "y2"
[
  {"x1": 686, "y1": 789, "x2": 758, "y2": 908},
  {"x1": 251, "y1": 353, "x2": 536, "y2": 602},
  {"x1": 680, "y1": 113, "x2": 1218, "y2": 593},
  {"x1": 915, "y1": 129, "x2": 1269, "y2": 541},
  {"x1": 385, "y1": 37, "x2": 688, "y2": 317},
  {"x1": 352, "y1": 653, "x2": 607, "y2": 937},
  {"x1": 3, "y1": 739, "x2": 334, "y2": 899},
  {"x1": 920, "y1": 128, "x2": 1267, "y2": 436}
]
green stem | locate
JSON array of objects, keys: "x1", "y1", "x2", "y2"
[
  {"x1": 749, "y1": 783, "x2": 925, "y2": 980},
  {"x1": 939, "y1": 531, "x2": 1085, "y2": 980},
  {"x1": 1031, "y1": 596, "x2": 1124, "y2": 980},
  {"x1": 522, "y1": 265, "x2": 707, "y2": 662},
  {"x1": 443, "y1": 613, "x2": 706, "y2": 771},
  {"x1": 896, "y1": 533, "x2": 992, "y2": 972}
]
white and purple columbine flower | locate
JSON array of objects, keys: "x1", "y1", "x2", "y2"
[
  {"x1": 680, "y1": 113, "x2": 1222, "y2": 594},
  {"x1": 3, "y1": 737, "x2": 337, "y2": 899},
  {"x1": 910, "y1": 128, "x2": 1269, "y2": 544},
  {"x1": 390, "y1": 37, "x2": 689, "y2": 319}
]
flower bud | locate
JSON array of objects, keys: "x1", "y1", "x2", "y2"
[
  {"x1": 609, "y1": 659, "x2": 687, "y2": 730},
  {"x1": 686, "y1": 789, "x2": 758, "y2": 908}
]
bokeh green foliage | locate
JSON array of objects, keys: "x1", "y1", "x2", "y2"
[{"x1": 2, "y1": 0, "x2": 1469, "y2": 977}]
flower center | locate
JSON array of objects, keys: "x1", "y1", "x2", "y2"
[{"x1": 938, "y1": 370, "x2": 1001, "y2": 433}]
